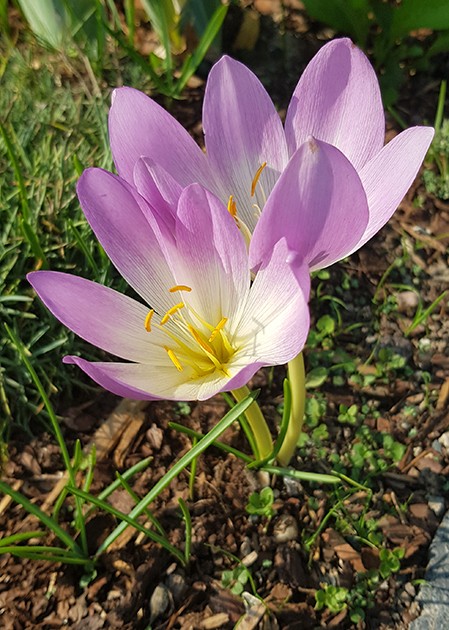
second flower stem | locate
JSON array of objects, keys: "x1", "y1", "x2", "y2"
[
  {"x1": 232, "y1": 386, "x2": 273, "y2": 460},
  {"x1": 277, "y1": 352, "x2": 305, "y2": 466}
]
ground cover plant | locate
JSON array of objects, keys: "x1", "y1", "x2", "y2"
[{"x1": 1, "y1": 2, "x2": 449, "y2": 629}]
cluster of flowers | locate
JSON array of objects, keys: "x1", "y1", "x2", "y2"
[{"x1": 29, "y1": 39, "x2": 433, "y2": 407}]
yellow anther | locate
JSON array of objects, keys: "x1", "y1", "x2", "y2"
[
  {"x1": 160, "y1": 302, "x2": 185, "y2": 325},
  {"x1": 144, "y1": 309, "x2": 155, "y2": 332},
  {"x1": 188, "y1": 324, "x2": 214, "y2": 354},
  {"x1": 169, "y1": 285, "x2": 192, "y2": 293},
  {"x1": 208, "y1": 317, "x2": 228, "y2": 343},
  {"x1": 227, "y1": 195, "x2": 237, "y2": 218},
  {"x1": 251, "y1": 161, "x2": 267, "y2": 197},
  {"x1": 164, "y1": 346, "x2": 183, "y2": 371}
]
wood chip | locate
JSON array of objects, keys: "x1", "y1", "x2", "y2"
[
  {"x1": 200, "y1": 613, "x2": 230, "y2": 629},
  {"x1": 437, "y1": 377, "x2": 449, "y2": 411}
]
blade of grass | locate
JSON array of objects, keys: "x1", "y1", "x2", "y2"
[
  {"x1": 0, "y1": 531, "x2": 45, "y2": 546},
  {"x1": 0, "y1": 122, "x2": 30, "y2": 222},
  {"x1": 178, "y1": 497, "x2": 192, "y2": 563},
  {"x1": 4, "y1": 324, "x2": 88, "y2": 554},
  {"x1": 174, "y1": 3, "x2": 227, "y2": 97},
  {"x1": 0, "y1": 479, "x2": 84, "y2": 555}
]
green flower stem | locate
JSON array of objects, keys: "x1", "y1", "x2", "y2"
[
  {"x1": 277, "y1": 352, "x2": 305, "y2": 466},
  {"x1": 231, "y1": 386, "x2": 273, "y2": 460}
]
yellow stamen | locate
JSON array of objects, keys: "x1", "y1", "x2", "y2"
[
  {"x1": 160, "y1": 302, "x2": 185, "y2": 325},
  {"x1": 227, "y1": 195, "x2": 237, "y2": 218},
  {"x1": 251, "y1": 161, "x2": 267, "y2": 197},
  {"x1": 164, "y1": 346, "x2": 183, "y2": 371},
  {"x1": 144, "y1": 309, "x2": 155, "y2": 332},
  {"x1": 169, "y1": 285, "x2": 192, "y2": 293},
  {"x1": 208, "y1": 317, "x2": 228, "y2": 342},
  {"x1": 188, "y1": 324, "x2": 214, "y2": 354}
]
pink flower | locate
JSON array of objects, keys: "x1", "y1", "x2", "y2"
[
  {"x1": 28, "y1": 174, "x2": 310, "y2": 401},
  {"x1": 108, "y1": 38, "x2": 433, "y2": 272}
]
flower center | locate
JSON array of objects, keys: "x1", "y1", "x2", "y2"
[{"x1": 144, "y1": 285, "x2": 235, "y2": 378}]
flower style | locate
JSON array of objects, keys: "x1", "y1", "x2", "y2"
[
  {"x1": 108, "y1": 38, "x2": 434, "y2": 272},
  {"x1": 28, "y1": 171, "x2": 310, "y2": 402}
]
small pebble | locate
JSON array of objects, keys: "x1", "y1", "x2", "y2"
[
  {"x1": 396, "y1": 290, "x2": 419, "y2": 313},
  {"x1": 405, "y1": 582, "x2": 416, "y2": 598},
  {"x1": 273, "y1": 514, "x2": 299, "y2": 543},
  {"x1": 428, "y1": 495, "x2": 446, "y2": 517},
  {"x1": 241, "y1": 551, "x2": 258, "y2": 567},
  {"x1": 166, "y1": 573, "x2": 186, "y2": 605},
  {"x1": 439, "y1": 431, "x2": 449, "y2": 450},
  {"x1": 432, "y1": 439, "x2": 443, "y2": 454},
  {"x1": 240, "y1": 537, "x2": 252, "y2": 557},
  {"x1": 150, "y1": 584, "x2": 171, "y2": 622}
]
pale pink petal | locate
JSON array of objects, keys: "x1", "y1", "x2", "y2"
[
  {"x1": 354, "y1": 126, "x2": 435, "y2": 250},
  {"x1": 170, "y1": 184, "x2": 250, "y2": 326},
  {"x1": 77, "y1": 168, "x2": 177, "y2": 314},
  {"x1": 203, "y1": 55, "x2": 289, "y2": 232},
  {"x1": 109, "y1": 86, "x2": 213, "y2": 186},
  {"x1": 285, "y1": 38, "x2": 385, "y2": 170},
  {"x1": 250, "y1": 138, "x2": 369, "y2": 272},
  {"x1": 236, "y1": 239, "x2": 310, "y2": 363},
  {"x1": 28, "y1": 271, "x2": 162, "y2": 362},
  {"x1": 63, "y1": 355, "x2": 245, "y2": 402}
]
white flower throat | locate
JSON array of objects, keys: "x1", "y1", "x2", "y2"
[{"x1": 144, "y1": 285, "x2": 235, "y2": 378}]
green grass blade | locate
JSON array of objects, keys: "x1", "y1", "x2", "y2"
[
  {"x1": 178, "y1": 497, "x2": 192, "y2": 563},
  {"x1": 0, "y1": 480, "x2": 84, "y2": 555},
  {"x1": 0, "y1": 122, "x2": 30, "y2": 222},
  {"x1": 174, "y1": 3, "x2": 227, "y2": 96},
  {"x1": 20, "y1": 219, "x2": 48, "y2": 268},
  {"x1": 0, "y1": 530, "x2": 45, "y2": 546}
]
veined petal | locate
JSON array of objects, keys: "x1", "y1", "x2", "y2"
[
  {"x1": 134, "y1": 158, "x2": 182, "y2": 212},
  {"x1": 203, "y1": 55, "x2": 288, "y2": 232},
  {"x1": 353, "y1": 126, "x2": 435, "y2": 251},
  {"x1": 250, "y1": 138, "x2": 369, "y2": 272},
  {"x1": 109, "y1": 87, "x2": 212, "y2": 186},
  {"x1": 63, "y1": 357, "x2": 163, "y2": 400},
  {"x1": 237, "y1": 239, "x2": 310, "y2": 364},
  {"x1": 77, "y1": 168, "x2": 177, "y2": 314},
  {"x1": 285, "y1": 38, "x2": 384, "y2": 170},
  {"x1": 64, "y1": 356, "x2": 237, "y2": 402},
  {"x1": 171, "y1": 184, "x2": 250, "y2": 326},
  {"x1": 28, "y1": 271, "x2": 164, "y2": 362},
  {"x1": 133, "y1": 158, "x2": 182, "y2": 233}
]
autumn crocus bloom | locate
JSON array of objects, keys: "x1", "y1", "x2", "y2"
[
  {"x1": 108, "y1": 38, "x2": 434, "y2": 271},
  {"x1": 28, "y1": 172, "x2": 310, "y2": 403}
]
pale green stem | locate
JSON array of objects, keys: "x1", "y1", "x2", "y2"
[
  {"x1": 231, "y1": 386, "x2": 273, "y2": 460},
  {"x1": 277, "y1": 352, "x2": 305, "y2": 466}
]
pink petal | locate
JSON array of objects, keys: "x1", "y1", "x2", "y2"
[
  {"x1": 109, "y1": 87, "x2": 212, "y2": 186},
  {"x1": 250, "y1": 138, "x2": 369, "y2": 272},
  {"x1": 171, "y1": 184, "x2": 249, "y2": 326},
  {"x1": 63, "y1": 356, "x2": 162, "y2": 400},
  {"x1": 203, "y1": 55, "x2": 288, "y2": 232},
  {"x1": 285, "y1": 38, "x2": 385, "y2": 170},
  {"x1": 77, "y1": 168, "x2": 176, "y2": 313},
  {"x1": 354, "y1": 126, "x2": 434, "y2": 250},
  {"x1": 28, "y1": 271, "x2": 157, "y2": 362},
  {"x1": 238, "y1": 239, "x2": 310, "y2": 364}
]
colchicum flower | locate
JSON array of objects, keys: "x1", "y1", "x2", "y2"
[
  {"x1": 108, "y1": 38, "x2": 433, "y2": 271},
  {"x1": 28, "y1": 172, "x2": 310, "y2": 402}
]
